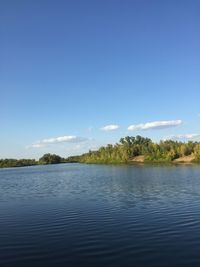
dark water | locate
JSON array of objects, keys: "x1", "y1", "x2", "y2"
[{"x1": 1, "y1": 164, "x2": 200, "y2": 267}]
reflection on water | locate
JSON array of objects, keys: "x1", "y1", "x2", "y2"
[{"x1": 0, "y1": 164, "x2": 200, "y2": 266}]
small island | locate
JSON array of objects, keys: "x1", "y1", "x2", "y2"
[{"x1": 1, "y1": 136, "x2": 200, "y2": 168}]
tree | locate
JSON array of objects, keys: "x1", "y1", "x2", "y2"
[
  {"x1": 39, "y1": 153, "x2": 62, "y2": 164},
  {"x1": 194, "y1": 144, "x2": 200, "y2": 161}
]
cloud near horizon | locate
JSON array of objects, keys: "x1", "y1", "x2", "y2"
[
  {"x1": 166, "y1": 134, "x2": 200, "y2": 140},
  {"x1": 100, "y1": 124, "x2": 120, "y2": 131},
  {"x1": 128, "y1": 120, "x2": 182, "y2": 131},
  {"x1": 28, "y1": 135, "x2": 88, "y2": 148}
]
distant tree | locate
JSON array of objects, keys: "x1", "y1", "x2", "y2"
[
  {"x1": 39, "y1": 153, "x2": 62, "y2": 164},
  {"x1": 0, "y1": 158, "x2": 37, "y2": 168}
]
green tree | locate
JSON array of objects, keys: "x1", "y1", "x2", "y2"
[{"x1": 39, "y1": 153, "x2": 62, "y2": 164}]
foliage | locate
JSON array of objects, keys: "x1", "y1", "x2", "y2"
[
  {"x1": 39, "y1": 153, "x2": 63, "y2": 164},
  {"x1": 65, "y1": 156, "x2": 81, "y2": 163},
  {"x1": 1, "y1": 136, "x2": 200, "y2": 168},
  {"x1": 0, "y1": 158, "x2": 37, "y2": 168},
  {"x1": 194, "y1": 144, "x2": 200, "y2": 161},
  {"x1": 79, "y1": 136, "x2": 200, "y2": 163},
  {"x1": 0, "y1": 153, "x2": 64, "y2": 168}
]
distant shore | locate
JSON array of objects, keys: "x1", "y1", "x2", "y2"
[
  {"x1": 1, "y1": 135, "x2": 200, "y2": 168},
  {"x1": 1, "y1": 158, "x2": 200, "y2": 169}
]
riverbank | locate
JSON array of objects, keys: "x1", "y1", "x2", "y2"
[
  {"x1": 1, "y1": 136, "x2": 200, "y2": 168},
  {"x1": 130, "y1": 154, "x2": 198, "y2": 164}
]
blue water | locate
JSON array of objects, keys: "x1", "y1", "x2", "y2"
[{"x1": 0, "y1": 163, "x2": 200, "y2": 266}]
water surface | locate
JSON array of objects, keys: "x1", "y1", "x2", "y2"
[{"x1": 0, "y1": 163, "x2": 200, "y2": 266}]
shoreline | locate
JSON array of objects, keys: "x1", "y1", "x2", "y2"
[{"x1": 1, "y1": 160, "x2": 200, "y2": 169}]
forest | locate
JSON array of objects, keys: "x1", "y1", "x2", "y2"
[
  {"x1": 1, "y1": 136, "x2": 200, "y2": 168},
  {"x1": 79, "y1": 136, "x2": 200, "y2": 164}
]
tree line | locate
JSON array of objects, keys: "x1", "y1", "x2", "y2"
[
  {"x1": 0, "y1": 154, "x2": 65, "y2": 168},
  {"x1": 0, "y1": 153, "x2": 83, "y2": 168},
  {"x1": 79, "y1": 136, "x2": 200, "y2": 163},
  {"x1": 1, "y1": 136, "x2": 200, "y2": 168}
]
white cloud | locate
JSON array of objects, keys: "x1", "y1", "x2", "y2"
[
  {"x1": 167, "y1": 134, "x2": 200, "y2": 140},
  {"x1": 128, "y1": 120, "x2": 182, "y2": 131},
  {"x1": 30, "y1": 143, "x2": 45, "y2": 148},
  {"x1": 100, "y1": 124, "x2": 120, "y2": 131},
  {"x1": 28, "y1": 135, "x2": 88, "y2": 148},
  {"x1": 41, "y1": 135, "x2": 86, "y2": 144}
]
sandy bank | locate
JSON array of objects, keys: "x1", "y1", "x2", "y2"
[{"x1": 173, "y1": 155, "x2": 195, "y2": 163}]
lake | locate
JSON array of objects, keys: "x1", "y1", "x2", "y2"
[{"x1": 0, "y1": 163, "x2": 200, "y2": 267}]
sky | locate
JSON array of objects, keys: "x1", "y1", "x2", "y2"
[{"x1": 0, "y1": 0, "x2": 200, "y2": 159}]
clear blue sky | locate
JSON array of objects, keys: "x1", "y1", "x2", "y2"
[{"x1": 1, "y1": 0, "x2": 200, "y2": 159}]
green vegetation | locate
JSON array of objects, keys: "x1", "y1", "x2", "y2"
[
  {"x1": 1, "y1": 136, "x2": 200, "y2": 168},
  {"x1": 0, "y1": 153, "x2": 82, "y2": 168},
  {"x1": 65, "y1": 155, "x2": 81, "y2": 163},
  {"x1": 79, "y1": 136, "x2": 200, "y2": 164},
  {"x1": 0, "y1": 158, "x2": 37, "y2": 168},
  {"x1": 194, "y1": 144, "x2": 200, "y2": 162},
  {"x1": 38, "y1": 153, "x2": 64, "y2": 165}
]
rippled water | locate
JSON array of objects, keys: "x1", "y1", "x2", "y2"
[{"x1": 1, "y1": 163, "x2": 200, "y2": 266}]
